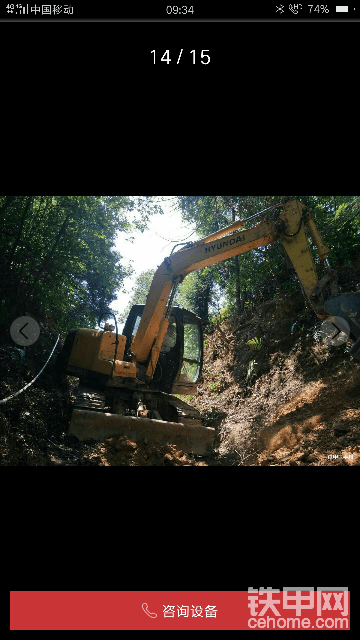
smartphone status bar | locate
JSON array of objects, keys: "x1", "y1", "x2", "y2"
[{"x1": 1, "y1": 3, "x2": 358, "y2": 20}]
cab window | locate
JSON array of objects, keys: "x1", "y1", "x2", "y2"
[
  {"x1": 131, "y1": 315, "x2": 142, "y2": 343},
  {"x1": 180, "y1": 321, "x2": 202, "y2": 383},
  {"x1": 161, "y1": 316, "x2": 177, "y2": 353}
]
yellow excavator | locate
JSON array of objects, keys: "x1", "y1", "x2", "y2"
[{"x1": 57, "y1": 199, "x2": 360, "y2": 455}]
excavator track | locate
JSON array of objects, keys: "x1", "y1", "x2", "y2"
[
  {"x1": 69, "y1": 386, "x2": 215, "y2": 455},
  {"x1": 73, "y1": 386, "x2": 107, "y2": 413},
  {"x1": 163, "y1": 394, "x2": 203, "y2": 427}
]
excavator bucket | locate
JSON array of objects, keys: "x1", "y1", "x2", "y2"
[
  {"x1": 69, "y1": 410, "x2": 215, "y2": 456},
  {"x1": 325, "y1": 292, "x2": 360, "y2": 360}
]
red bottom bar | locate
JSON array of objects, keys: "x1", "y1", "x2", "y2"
[{"x1": 10, "y1": 591, "x2": 350, "y2": 630}]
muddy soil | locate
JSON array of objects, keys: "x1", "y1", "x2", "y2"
[{"x1": 191, "y1": 290, "x2": 360, "y2": 466}]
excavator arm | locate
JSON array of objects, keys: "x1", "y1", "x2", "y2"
[{"x1": 131, "y1": 199, "x2": 332, "y2": 368}]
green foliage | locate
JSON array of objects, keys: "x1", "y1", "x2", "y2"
[
  {"x1": 3, "y1": 195, "x2": 359, "y2": 346},
  {"x1": 174, "y1": 195, "x2": 360, "y2": 322},
  {"x1": 208, "y1": 304, "x2": 234, "y2": 327},
  {"x1": 246, "y1": 337, "x2": 262, "y2": 351},
  {"x1": 291, "y1": 322, "x2": 305, "y2": 335},
  {"x1": 0, "y1": 300, "x2": 8, "y2": 325},
  {"x1": 246, "y1": 359, "x2": 257, "y2": 382},
  {"x1": 175, "y1": 394, "x2": 193, "y2": 404},
  {"x1": 176, "y1": 196, "x2": 285, "y2": 319},
  {"x1": 0, "y1": 196, "x2": 162, "y2": 335},
  {"x1": 176, "y1": 268, "x2": 215, "y2": 324}
]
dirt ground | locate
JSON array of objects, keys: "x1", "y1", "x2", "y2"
[
  {"x1": 1, "y1": 288, "x2": 360, "y2": 466},
  {"x1": 191, "y1": 291, "x2": 360, "y2": 467}
]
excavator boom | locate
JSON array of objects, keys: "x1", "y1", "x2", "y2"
[{"x1": 131, "y1": 199, "x2": 331, "y2": 364}]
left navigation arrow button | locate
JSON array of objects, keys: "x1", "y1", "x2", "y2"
[
  {"x1": 10, "y1": 317, "x2": 41, "y2": 346},
  {"x1": 19, "y1": 323, "x2": 30, "y2": 339}
]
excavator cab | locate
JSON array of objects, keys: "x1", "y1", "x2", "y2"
[{"x1": 123, "y1": 305, "x2": 204, "y2": 395}]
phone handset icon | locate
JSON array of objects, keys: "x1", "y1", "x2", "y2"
[{"x1": 142, "y1": 603, "x2": 157, "y2": 619}]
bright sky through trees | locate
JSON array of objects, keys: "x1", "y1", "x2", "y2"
[{"x1": 113, "y1": 197, "x2": 198, "y2": 321}]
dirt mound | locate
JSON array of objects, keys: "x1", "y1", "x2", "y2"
[
  {"x1": 189, "y1": 290, "x2": 360, "y2": 466},
  {"x1": 92, "y1": 437, "x2": 208, "y2": 466}
]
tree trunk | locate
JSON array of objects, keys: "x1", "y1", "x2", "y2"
[
  {"x1": 197, "y1": 281, "x2": 211, "y2": 326},
  {"x1": 233, "y1": 209, "x2": 242, "y2": 316}
]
